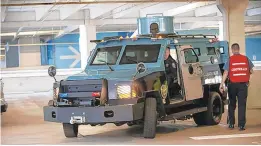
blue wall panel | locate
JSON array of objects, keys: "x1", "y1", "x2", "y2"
[
  {"x1": 47, "y1": 34, "x2": 80, "y2": 69},
  {"x1": 118, "y1": 32, "x2": 134, "y2": 38},
  {"x1": 96, "y1": 32, "x2": 119, "y2": 40},
  {"x1": 246, "y1": 37, "x2": 261, "y2": 61},
  {"x1": 47, "y1": 44, "x2": 55, "y2": 65},
  {"x1": 96, "y1": 32, "x2": 134, "y2": 40},
  {"x1": 5, "y1": 41, "x2": 19, "y2": 68},
  {"x1": 176, "y1": 29, "x2": 219, "y2": 35},
  {"x1": 40, "y1": 39, "x2": 48, "y2": 65},
  {"x1": 54, "y1": 44, "x2": 80, "y2": 69}
]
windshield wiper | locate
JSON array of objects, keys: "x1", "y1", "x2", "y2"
[{"x1": 98, "y1": 60, "x2": 114, "y2": 71}]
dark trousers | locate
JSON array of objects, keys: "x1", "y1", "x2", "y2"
[{"x1": 228, "y1": 82, "x2": 248, "y2": 127}]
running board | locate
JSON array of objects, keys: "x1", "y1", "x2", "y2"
[{"x1": 162, "y1": 107, "x2": 207, "y2": 121}]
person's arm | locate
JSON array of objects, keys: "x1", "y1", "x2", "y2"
[
  {"x1": 250, "y1": 69, "x2": 254, "y2": 74},
  {"x1": 247, "y1": 57, "x2": 254, "y2": 74},
  {"x1": 221, "y1": 71, "x2": 228, "y2": 86},
  {"x1": 219, "y1": 60, "x2": 229, "y2": 93}
]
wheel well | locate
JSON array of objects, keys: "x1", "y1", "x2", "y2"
[
  {"x1": 143, "y1": 90, "x2": 166, "y2": 117},
  {"x1": 203, "y1": 85, "x2": 225, "y2": 113},
  {"x1": 203, "y1": 84, "x2": 225, "y2": 100}
]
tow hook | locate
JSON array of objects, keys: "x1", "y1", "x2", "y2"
[{"x1": 70, "y1": 116, "x2": 85, "y2": 124}]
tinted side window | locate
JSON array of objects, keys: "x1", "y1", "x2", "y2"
[
  {"x1": 219, "y1": 47, "x2": 225, "y2": 54},
  {"x1": 193, "y1": 48, "x2": 201, "y2": 56},
  {"x1": 184, "y1": 49, "x2": 198, "y2": 63},
  {"x1": 207, "y1": 47, "x2": 216, "y2": 55}
]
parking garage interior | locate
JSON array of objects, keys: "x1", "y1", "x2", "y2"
[{"x1": 1, "y1": 0, "x2": 261, "y2": 145}]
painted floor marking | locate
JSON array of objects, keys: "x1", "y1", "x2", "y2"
[
  {"x1": 190, "y1": 133, "x2": 261, "y2": 140},
  {"x1": 252, "y1": 141, "x2": 261, "y2": 145}
]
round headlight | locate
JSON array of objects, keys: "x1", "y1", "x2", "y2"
[{"x1": 117, "y1": 85, "x2": 131, "y2": 99}]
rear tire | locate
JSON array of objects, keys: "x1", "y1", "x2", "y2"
[
  {"x1": 205, "y1": 92, "x2": 223, "y2": 125},
  {"x1": 143, "y1": 98, "x2": 157, "y2": 139},
  {"x1": 63, "y1": 123, "x2": 78, "y2": 138},
  {"x1": 193, "y1": 112, "x2": 206, "y2": 126},
  {"x1": 193, "y1": 92, "x2": 223, "y2": 126}
]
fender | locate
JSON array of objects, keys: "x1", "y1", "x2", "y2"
[{"x1": 143, "y1": 90, "x2": 166, "y2": 117}]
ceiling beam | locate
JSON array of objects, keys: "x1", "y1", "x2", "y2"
[
  {"x1": 245, "y1": 25, "x2": 261, "y2": 33},
  {"x1": 34, "y1": 0, "x2": 64, "y2": 21},
  {"x1": 3, "y1": 16, "x2": 261, "y2": 28},
  {"x1": 4, "y1": 11, "x2": 84, "y2": 22},
  {"x1": 112, "y1": 3, "x2": 156, "y2": 19},
  {"x1": 163, "y1": 2, "x2": 215, "y2": 16},
  {"x1": 139, "y1": 2, "x2": 187, "y2": 17},
  {"x1": 188, "y1": 21, "x2": 219, "y2": 29},
  {"x1": 60, "y1": 4, "x2": 86, "y2": 20},
  {"x1": 35, "y1": 5, "x2": 54, "y2": 21},
  {"x1": 245, "y1": 15, "x2": 261, "y2": 22},
  {"x1": 1, "y1": 0, "x2": 9, "y2": 22},
  {"x1": 194, "y1": 4, "x2": 222, "y2": 17},
  {"x1": 13, "y1": 27, "x2": 23, "y2": 41},
  {"x1": 246, "y1": 7, "x2": 261, "y2": 16},
  {"x1": 1, "y1": 0, "x2": 216, "y2": 6},
  {"x1": 91, "y1": 17, "x2": 223, "y2": 26},
  {"x1": 55, "y1": 25, "x2": 79, "y2": 38},
  {"x1": 1, "y1": 20, "x2": 85, "y2": 28},
  {"x1": 87, "y1": 4, "x2": 124, "y2": 19}
]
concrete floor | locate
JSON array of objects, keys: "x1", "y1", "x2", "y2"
[{"x1": 1, "y1": 97, "x2": 261, "y2": 145}]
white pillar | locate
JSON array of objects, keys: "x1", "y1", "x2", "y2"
[
  {"x1": 79, "y1": 25, "x2": 96, "y2": 70},
  {"x1": 218, "y1": 21, "x2": 224, "y2": 41},
  {"x1": 217, "y1": 0, "x2": 248, "y2": 55}
]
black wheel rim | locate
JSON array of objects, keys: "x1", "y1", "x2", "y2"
[{"x1": 212, "y1": 97, "x2": 222, "y2": 121}]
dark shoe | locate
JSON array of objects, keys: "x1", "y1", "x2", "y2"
[
  {"x1": 239, "y1": 126, "x2": 245, "y2": 131},
  {"x1": 228, "y1": 124, "x2": 234, "y2": 129}
]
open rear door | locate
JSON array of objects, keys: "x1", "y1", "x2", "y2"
[{"x1": 177, "y1": 45, "x2": 203, "y2": 101}]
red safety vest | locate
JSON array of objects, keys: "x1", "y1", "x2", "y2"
[{"x1": 229, "y1": 54, "x2": 250, "y2": 83}]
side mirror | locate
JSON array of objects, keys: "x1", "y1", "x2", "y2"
[
  {"x1": 136, "y1": 62, "x2": 146, "y2": 74},
  {"x1": 48, "y1": 66, "x2": 57, "y2": 77}
]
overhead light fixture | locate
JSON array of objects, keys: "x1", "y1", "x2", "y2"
[
  {"x1": 19, "y1": 30, "x2": 60, "y2": 35},
  {"x1": 0, "y1": 30, "x2": 60, "y2": 37},
  {"x1": 0, "y1": 33, "x2": 16, "y2": 37}
]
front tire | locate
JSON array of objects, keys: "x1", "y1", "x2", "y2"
[
  {"x1": 143, "y1": 98, "x2": 157, "y2": 139},
  {"x1": 63, "y1": 123, "x2": 79, "y2": 138}
]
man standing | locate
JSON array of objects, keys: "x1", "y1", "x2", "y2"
[
  {"x1": 164, "y1": 47, "x2": 178, "y2": 83},
  {"x1": 164, "y1": 47, "x2": 181, "y2": 96},
  {"x1": 219, "y1": 43, "x2": 254, "y2": 131}
]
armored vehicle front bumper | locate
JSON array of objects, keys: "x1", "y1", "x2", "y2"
[{"x1": 43, "y1": 103, "x2": 144, "y2": 124}]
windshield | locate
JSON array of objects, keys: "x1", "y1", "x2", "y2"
[
  {"x1": 120, "y1": 44, "x2": 161, "y2": 64},
  {"x1": 91, "y1": 46, "x2": 122, "y2": 65}
]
